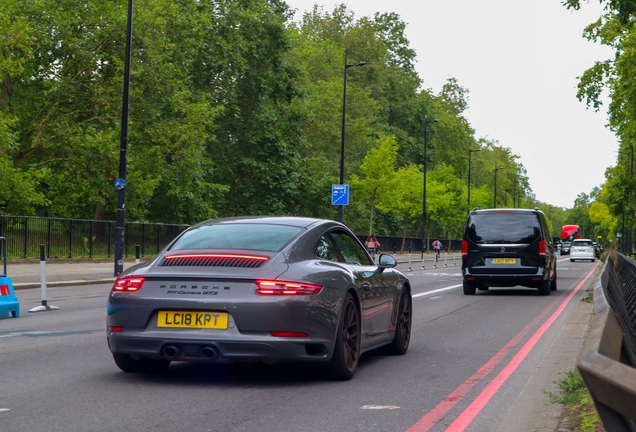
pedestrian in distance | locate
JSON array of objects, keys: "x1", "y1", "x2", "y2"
[{"x1": 365, "y1": 235, "x2": 381, "y2": 261}]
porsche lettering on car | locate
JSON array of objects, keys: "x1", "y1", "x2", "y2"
[{"x1": 106, "y1": 216, "x2": 412, "y2": 380}]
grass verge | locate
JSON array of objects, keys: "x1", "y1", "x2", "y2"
[{"x1": 546, "y1": 368, "x2": 604, "y2": 431}]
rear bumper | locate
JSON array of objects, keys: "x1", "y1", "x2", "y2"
[
  {"x1": 462, "y1": 267, "x2": 548, "y2": 287},
  {"x1": 107, "y1": 330, "x2": 334, "y2": 362},
  {"x1": 570, "y1": 252, "x2": 595, "y2": 260}
]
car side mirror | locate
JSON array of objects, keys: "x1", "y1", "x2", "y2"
[{"x1": 378, "y1": 253, "x2": 397, "y2": 269}]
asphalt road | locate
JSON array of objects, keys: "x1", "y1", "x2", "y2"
[{"x1": 0, "y1": 257, "x2": 596, "y2": 432}]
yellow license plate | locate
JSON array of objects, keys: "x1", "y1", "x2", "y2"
[
  {"x1": 492, "y1": 258, "x2": 516, "y2": 264},
  {"x1": 580, "y1": 249, "x2": 586, "y2": 252},
  {"x1": 157, "y1": 311, "x2": 228, "y2": 329}
]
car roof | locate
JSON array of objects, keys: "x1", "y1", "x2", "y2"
[
  {"x1": 469, "y1": 208, "x2": 543, "y2": 215},
  {"x1": 190, "y1": 216, "x2": 333, "y2": 230}
]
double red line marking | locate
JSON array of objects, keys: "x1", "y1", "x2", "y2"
[{"x1": 407, "y1": 266, "x2": 597, "y2": 431}]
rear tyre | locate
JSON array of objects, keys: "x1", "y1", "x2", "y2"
[
  {"x1": 463, "y1": 281, "x2": 477, "y2": 295},
  {"x1": 570, "y1": 259, "x2": 574, "y2": 262},
  {"x1": 380, "y1": 289, "x2": 412, "y2": 355},
  {"x1": 550, "y1": 269, "x2": 557, "y2": 291},
  {"x1": 327, "y1": 293, "x2": 361, "y2": 380},
  {"x1": 112, "y1": 353, "x2": 171, "y2": 373},
  {"x1": 538, "y1": 279, "x2": 551, "y2": 296}
]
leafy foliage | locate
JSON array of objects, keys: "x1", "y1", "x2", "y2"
[{"x1": 1, "y1": 0, "x2": 541, "y2": 238}]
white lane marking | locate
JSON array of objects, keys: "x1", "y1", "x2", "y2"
[
  {"x1": 413, "y1": 284, "x2": 462, "y2": 299},
  {"x1": 0, "y1": 409, "x2": 10, "y2": 413},
  {"x1": 430, "y1": 296, "x2": 441, "y2": 300},
  {"x1": 361, "y1": 405, "x2": 400, "y2": 410}
]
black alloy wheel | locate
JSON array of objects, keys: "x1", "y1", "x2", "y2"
[
  {"x1": 328, "y1": 293, "x2": 361, "y2": 380},
  {"x1": 381, "y1": 289, "x2": 412, "y2": 355},
  {"x1": 112, "y1": 353, "x2": 171, "y2": 373}
]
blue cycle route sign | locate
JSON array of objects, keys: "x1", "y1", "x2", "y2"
[{"x1": 331, "y1": 184, "x2": 349, "y2": 206}]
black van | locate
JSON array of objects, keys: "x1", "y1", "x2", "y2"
[{"x1": 461, "y1": 208, "x2": 557, "y2": 295}]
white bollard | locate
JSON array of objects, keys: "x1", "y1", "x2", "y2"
[
  {"x1": 444, "y1": 252, "x2": 448, "y2": 268},
  {"x1": 29, "y1": 244, "x2": 59, "y2": 313}
]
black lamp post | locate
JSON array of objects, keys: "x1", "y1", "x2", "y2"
[
  {"x1": 494, "y1": 166, "x2": 504, "y2": 209},
  {"x1": 338, "y1": 55, "x2": 368, "y2": 223},
  {"x1": 422, "y1": 115, "x2": 439, "y2": 258},
  {"x1": 467, "y1": 148, "x2": 481, "y2": 212},
  {"x1": 114, "y1": 0, "x2": 133, "y2": 276}
]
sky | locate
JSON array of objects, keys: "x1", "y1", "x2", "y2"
[{"x1": 283, "y1": 0, "x2": 618, "y2": 209}]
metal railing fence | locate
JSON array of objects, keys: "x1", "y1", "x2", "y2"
[
  {"x1": 0, "y1": 215, "x2": 462, "y2": 260},
  {"x1": 0, "y1": 216, "x2": 190, "y2": 259},
  {"x1": 355, "y1": 235, "x2": 461, "y2": 254}
]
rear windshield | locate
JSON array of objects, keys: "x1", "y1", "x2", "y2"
[
  {"x1": 170, "y1": 224, "x2": 303, "y2": 252},
  {"x1": 465, "y1": 213, "x2": 541, "y2": 244},
  {"x1": 572, "y1": 240, "x2": 592, "y2": 247}
]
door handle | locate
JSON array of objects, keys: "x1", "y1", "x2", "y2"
[{"x1": 361, "y1": 282, "x2": 372, "y2": 291}]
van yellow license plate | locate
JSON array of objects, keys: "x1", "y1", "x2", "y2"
[
  {"x1": 491, "y1": 258, "x2": 517, "y2": 264},
  {"x1": 157, "y1": 311, "x2": 228, "y2": 329}
]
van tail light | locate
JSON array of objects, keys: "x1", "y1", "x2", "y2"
[
  {"x1": 255, "y1": 280, "x2": 322, "y2": 295},
  {"x1": 538, "y1": 240, "x2": 546, "y2": 257},
  {"x1": 112, "y1": 277, "x2": 145, "y2": 292},
  {"x1": 462, "y1": 240, "x2": 468, "y2": 257}
]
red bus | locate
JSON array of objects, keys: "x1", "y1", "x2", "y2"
[{"x1": 562, "y1": 225, "x2": 581, "y2": 242}]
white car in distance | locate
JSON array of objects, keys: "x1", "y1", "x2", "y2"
[{"x1": 570, "y1": 239, "x2": 596, "y2": 262}]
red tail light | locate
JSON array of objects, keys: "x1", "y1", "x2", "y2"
[
  {"x1": 539, "y1": 240, "x2": 546, "y2": 257},
  {"x1": 109, "y1": 326, "x2": 124, "y2": 333},
  {"x1": 462, "y1": 240, "x2": 468, "y2": 257},
  {"x1": 112, "y1": 277, "x2": 145, "y2": 292},
  {"x1": 255, "y1": 280, "x2": 323, "y2": 296},
  {"x1": 271, "y1": 331, "x2": 308, "y2": 338},
  {"x1": 0, "y1": 285, "x2": 9, "y2": 296}
]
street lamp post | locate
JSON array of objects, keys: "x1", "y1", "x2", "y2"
[
  {"x1": 467, "y1": 148, "x2": 482, "y2": 212},
  {"x1": 114, "y1": 0, "x2": 133, "y2": 276},
  {"x1": 494, "y1": 166, "x2": 504, "y2": 208},
  {"x1": 422, "y1": 115, "x2": 439, "y2": 259},
  {"x1": 338, "y1": 55, "x2": 368, "y2": 223}
]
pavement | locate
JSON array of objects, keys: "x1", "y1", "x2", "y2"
[
  {"x1": 1, "y1": 256, "x2": 598, "y2": 431},
  {"x1": 5, "y1": 259, "x2": 139, "y2": 289}
]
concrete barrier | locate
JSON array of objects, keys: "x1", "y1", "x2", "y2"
[{"x1": 577, "y1": 255, "x2": 636, "y2": 430}]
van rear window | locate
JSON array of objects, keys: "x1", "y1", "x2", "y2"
[{"x1": 465, "y1": 213, "x2": 541, "y2": 244}]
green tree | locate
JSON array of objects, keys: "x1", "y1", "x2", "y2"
[{"x1": 350, "y1": 135, "x2": 398, "y2": 235}]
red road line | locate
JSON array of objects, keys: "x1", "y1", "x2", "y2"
[
  {"x1": 445, "y1": 266, "x2": 596, "y2": 431},
  {"x1": 407, "y1": 267, "x2": 596, "y2": 432}
]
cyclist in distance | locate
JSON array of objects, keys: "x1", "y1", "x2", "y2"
[{"x1": 432, "y1": 239, "x2": 442, "y2": 260}]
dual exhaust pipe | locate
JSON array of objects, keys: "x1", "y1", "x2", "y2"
[{"x1": 161, "y1": 345, "x2": 218, "y2": 361}]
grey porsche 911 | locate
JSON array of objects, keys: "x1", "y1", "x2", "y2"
[{"x1": 107, "y1": 216, "x2": 412, "y2": 380}]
